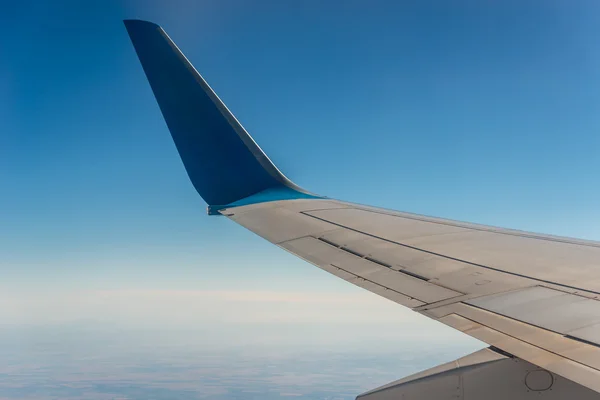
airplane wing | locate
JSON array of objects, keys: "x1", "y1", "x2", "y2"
[{"x1": 124, "y1": 20, "x2": 600, "y2": 399}]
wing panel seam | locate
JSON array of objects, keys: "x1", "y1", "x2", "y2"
[
  {"x1": 314, "y1": 236, "x2": 453, "y2": 287},
  {"x1": 301, "y1": 211, "x2": 600, "y2": 296},
  {"x1": 338, "y1": 206, "x2": 600, "y2": 249},
  {"x1": 446, "y1": 310, "x2": 600, "y2": 372}
]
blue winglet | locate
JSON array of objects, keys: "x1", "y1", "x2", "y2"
[{"x1": 124, "y1": 20, "x2": 318, "y2": 212}]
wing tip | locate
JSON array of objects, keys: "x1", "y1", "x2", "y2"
[
  {"x1": 123, "y1": 19, "x2": 161, "y2": 32},
  {"x1": 124, "y1": 17, "x2": 319, "y2": 209}
]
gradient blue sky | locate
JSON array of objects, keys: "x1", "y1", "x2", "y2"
[{"x1": 1, "y1": 1, "x2": 600, "y2": 336}]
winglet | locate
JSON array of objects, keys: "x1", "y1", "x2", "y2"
[{"x1": 124, "y1": 20, "x2": 316, "y2": 213}]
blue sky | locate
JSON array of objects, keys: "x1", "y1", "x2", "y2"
[{"x1": 1, "y1": 0, "x2": 600, "y2": 340}]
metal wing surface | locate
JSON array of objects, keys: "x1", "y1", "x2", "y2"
[{"x1": 124, "y1": 19, "x2": 600, "y2": 398}]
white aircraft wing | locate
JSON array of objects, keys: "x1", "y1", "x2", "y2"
[
  {"x1": 224, "y1": 198, "x2": 600, "y2": 397},
  {"x1": 125, "y1": 19, "x2": 600, "y2": 399}
]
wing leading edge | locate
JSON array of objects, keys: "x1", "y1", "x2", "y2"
[{"x1": 125, "y1": 20, "x2": 600, "y2": 398}]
